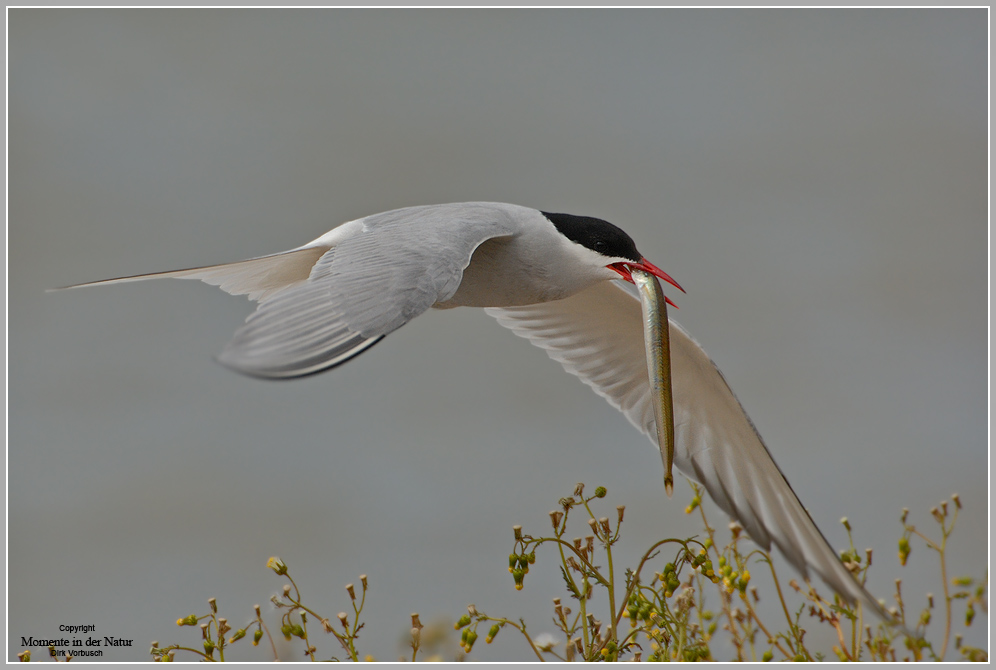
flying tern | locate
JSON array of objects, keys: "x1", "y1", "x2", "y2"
[{"x1": 60, "y1": 201, "x2": 896, "y2": 624}]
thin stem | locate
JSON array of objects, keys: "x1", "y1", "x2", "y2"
[
  {"x1": 578, "y1": 576, "x2": 591, "y2": 655},
  {"x1": 908, "y1": 508, "x2": 957, "y2": 660},
  {"x1": 852, "y1": 601, "x2": 860, "y2": 662},
  {"x1": 765, "y1": 559, "x2": 794, "y2": 644},
  {"x1": 806, "y1": 587, "x2": 852, "y2": 661},
  {"x1": 937, "y1": 537, "x2": 952, "y2": 660},
  {"x1": 258, "y1": 617, "x2": 279, "y2": 661},
  {"x1": 300, "y1": 614, "x2": 315, "y2": 662},
  {"x1": 740, "y1": 592, "x2": 792, "y2": 659},
  {"x1": 169, "y1": 645, "x2": 213, "y2": 661},
  {"x1": 602, "y1": 531, "x2": 618, "y2": 648}
]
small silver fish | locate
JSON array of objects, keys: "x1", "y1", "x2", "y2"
[{"x1": 631, "y1": 267, "x2": 676, "y2": 497}]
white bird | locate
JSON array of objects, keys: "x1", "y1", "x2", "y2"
[{"x1": 61, "y1": 201, "x2": 895, "y2": 624}]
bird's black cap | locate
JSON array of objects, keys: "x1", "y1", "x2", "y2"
[{"x1": 541, "y1": 211, "x2": 642, "y2": 262}]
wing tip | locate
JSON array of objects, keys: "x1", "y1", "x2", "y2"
[{"x1": 46, "y1": 279, "x2": 120, "y2": 293}]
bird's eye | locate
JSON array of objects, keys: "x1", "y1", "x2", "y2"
[{"x1": 594, "y1": 240, "x2": 606, "y2": 252}]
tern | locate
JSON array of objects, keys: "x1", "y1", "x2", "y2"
[{"x1": 61, "y1": 201, "x2": 895, "y2": 624}]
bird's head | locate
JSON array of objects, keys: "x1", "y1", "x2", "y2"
[{"x1": 542, "y1": 211, "x2": 685, "y2": 307}]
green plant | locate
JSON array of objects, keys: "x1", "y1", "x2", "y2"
[
  {"x1": 37, "y1": 482, "x2": 979, "y2": 663},
  {"x1": 454, "y1": 482, "x2": 986, "y2": 662}
]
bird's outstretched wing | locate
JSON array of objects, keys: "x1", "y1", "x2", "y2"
[
  {"x1": 58, "y1": 204, "x2": 518, "y2": 378},
  {"x1": 486, "y1": 281, "x2": 892, "y2": 621}
]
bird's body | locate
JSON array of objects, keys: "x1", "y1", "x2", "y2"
[{"x1": 60, "y1": 201, "x2": 895, "y2": 625}]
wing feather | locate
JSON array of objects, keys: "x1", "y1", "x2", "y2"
[
  {"x1": 215, "y1": 276, "x2": 384, "y2": 379},
  {"x1": 487, "y1": 281, "x2": 892, "y2": 621},
  {"x1": 53, "y1": 247, "x2": 327, "y2": 302}
]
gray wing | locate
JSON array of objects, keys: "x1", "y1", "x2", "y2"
[
  {"x1": 218, "y1": 204, "x2": 518, "y2": 378},
  {"x1": 486, "y1": 281, "x2": 893, "y2": 622}
]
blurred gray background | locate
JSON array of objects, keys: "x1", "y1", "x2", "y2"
[{"x1": 9, "y1": 9, "x2": 987, "y2": 662}]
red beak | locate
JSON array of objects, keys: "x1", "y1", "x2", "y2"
[{"x1": 609, "y1": 258, "x2": 685, "y2": 308}]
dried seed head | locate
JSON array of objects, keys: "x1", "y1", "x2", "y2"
[
  {"x1": 550, "y1": 510, "x2": 564, "y2": 530},
  {"x1": 337, "y1": 612, "x2": 349, "y2": 628},
  {"x1": 951, "y1": 493, "x2": 962, "y2": 509},
  {"x1": 616, "y1": 505, "x2": 625, "y2": 524},
  {"x1": 360, "y1": 574, "x2": 368, "y2": 589},
  {"x1": 283, "y1": 584, "x2": 292, "y2": 598},
  {"x1": 208, "y1": 597, "x2": 217, "y2": 613},
  {"x1": 346, "y1": 583, "x2": 356, "y2": 600},
  {"x1": 411, "y1": 613, "x2": 423, "y2": 630}
]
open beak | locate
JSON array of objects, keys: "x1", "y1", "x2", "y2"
[{"x1": 609, "y1": 258, "x2": 685, "y2": 308}]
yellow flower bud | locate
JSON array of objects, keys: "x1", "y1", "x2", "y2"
[{"x1": 266, "y1": 556, "x2": 288, "y2": 576}]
